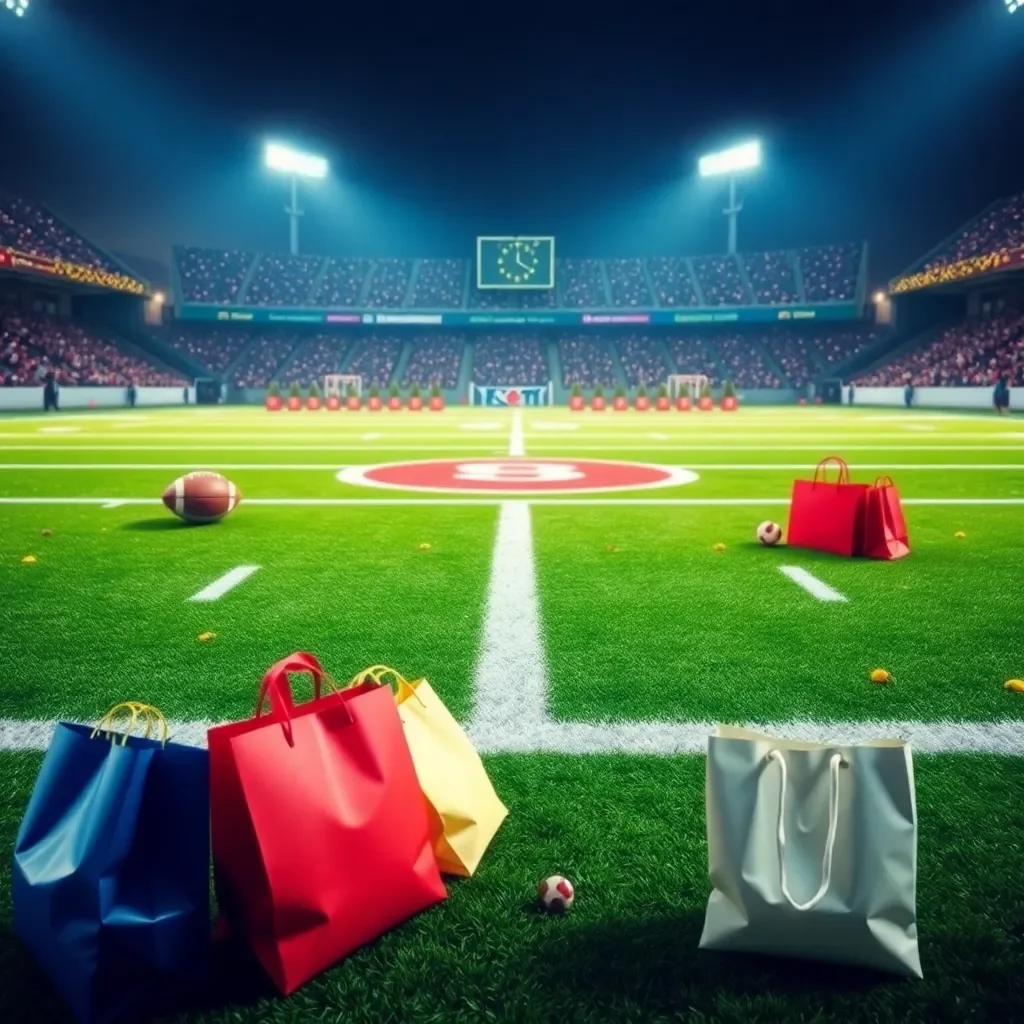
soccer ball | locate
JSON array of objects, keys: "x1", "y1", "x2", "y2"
[
  {"x1": 757, "y1": 520, "x2": 782, "y2": 546},
  {"x1": 538, "y1": 875, "x2": 574, "y2": 913}
]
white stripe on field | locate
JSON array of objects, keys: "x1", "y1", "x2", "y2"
[
  {"x1": 101, "y1": 501, "x2": 124, "y2": 509},
  {"x1": 2, "y1": 462, "x2": 1024, "y2": 471},
  {"x1": 509, "y1": 408, "x2": 526, "y2": 456},
  {"x1": 187, "y1": 565, "x2": 260, "y2": 602},
  {"x1": 778, "y1": 565, "x2": 848, "y2": 603},
  {"x1": 2, "y1": 717, "x2": 1021, "y2": 756}
]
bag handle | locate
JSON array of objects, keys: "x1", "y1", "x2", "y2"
[
  {"x1": 873, "y1": 475, "x2": 895, "y2": 488},
  {"x1": 348, "y1": 664, "x2": 426, "y2": 707},
  {"x1": 812, "y1": 457, "x2": 851, "y2": 487},
  {"x1": 766, "y1": 749, "x2": 845, "y2": 912},
  {"x1": 90, "y1": 702, "x2": 169, "y2": 747},
  {"x1": 255, "y1": 652, "x2": 350, "y2": 745}
]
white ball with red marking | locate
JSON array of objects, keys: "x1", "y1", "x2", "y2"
[
  {"x1": 538, "y1": 875, "x2": 574, "y2": 913},
  {"x1": 162, "y1": 472, "x2": 241, "y2": 524},
  {"x1": 757, "y1": 520, "x2": 782, "y2": 546}
]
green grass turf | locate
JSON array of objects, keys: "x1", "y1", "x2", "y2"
[{"x1": 0, "y1": 405, "x2": 1023, "y2": 1022}]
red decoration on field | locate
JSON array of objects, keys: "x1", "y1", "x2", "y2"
[{"x1": 162, "y1": 472, "x2": 241, "y2": 524}]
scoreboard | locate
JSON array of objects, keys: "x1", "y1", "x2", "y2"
[{"x1": 476, "y1": 236, "x2": 555, "y2": 290}]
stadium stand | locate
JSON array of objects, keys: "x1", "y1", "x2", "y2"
[
  {"x1": 692, "y1": 255, "x2": 750, "y2": 306},
  {"x1": 149, "y1": 327, "x2": 252, "y2": 373},
  {"x1": 346, "y1": 335, "x2": 402, "y2": 386},
  {"x1": 364, "y1": 260, "x2": 413, "y2": 308},
  {"x1": 647, "y1": 257, "x2": 701, "y2": 308},
  {"x1": 617, "y1": 335, "x2": 668, "y2": 387},
  {"x1": 923, "y1": 194, "x2": 1024, "y2": 269},
  {"x1": 558, "y1": 336, "x2": 617, "y2": 388},
  {"x1": 402, "y1": 336, "x2": 463, "y2": 388},
  {"x1": 246, "y1": 254, "x2": 322, "y2": 307},
  {"x1": 472, "y1": 336, "x2": 548, "y2": 386},
  {"x1": 744, "y1": 251, "x2": 798, "y2": 305},
  {"x1": 232, "y1": 335, "x2": 301, "y2": 388},
  {"x1": 0, "y1": 194, "x2": 120, "y2": 272},
  {"x1": 812, "y1": 327, "x2": 884, "y2": 372},
  {"x1": 285, "y1": 336, "x2": 349, "y2": 386},
  {"x1": 314, "y1": 258, "x2": 372, "y2": 306},
  {"x1": 667, "y1": 336, "x2": 719, "y2": 381},
  {"x1": 559, "y1": 259, "x2": 608, "y2": 307},
  {"x1": 175, "y1": 247, "x2": 250, "y2": 305},
  {"x1": 800, "y1": 243, "x2": 861, "y2": 302},
  {"x1": 1, "y1": 309, "x2": 184, "y2": 386},
  {"x1": 607, "y1": 259, "x2": 654, "y2": 308},
  {"x1": 409, "y1": 260, "x2": 465, "y2": 308},
  {"x1": 855, "y1": 313, "x2": 1024, "y2": 387},
  {"x1": 713, "y1": 334, "x2": 781, "y2": 389}
]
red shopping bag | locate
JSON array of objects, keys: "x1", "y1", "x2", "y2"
[
  {"x1": 786, "y1": 456, "x2": 869, "y2": 557},
  {"x1": 860, "y1": 475, "x2": 910, "y2": 560},
  {"x1": 208, "y1": 653, "x2": 447, "y2": 995}
]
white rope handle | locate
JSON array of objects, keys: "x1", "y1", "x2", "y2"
[{"x1": 767, "y1": 749, "x2": 845, "y2": 912}]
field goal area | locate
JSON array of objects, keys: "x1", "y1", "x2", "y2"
[
  {"x1": 469, "y1": 382, "x2": 554, "y2": 406},
  {"x1": 324, "y1": 374, "x2": 363, "y2": 397},
  {"x1": 667, "y1": 373, "x2": 709, "y2": 399}
]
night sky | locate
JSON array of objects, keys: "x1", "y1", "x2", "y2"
[{"x1": 1, "y1": 0, "x2": 1022, "y2": 288}]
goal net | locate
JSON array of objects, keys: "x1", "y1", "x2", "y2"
[
  {"x1": 324, "y1": 374, "x2": 363, "y2": 398},
  {"x1": 667, "y1": 374, "x2": 709, "y2": 400},
  {"x1": 469, "y1": 383, "x2": 554, "y2": 406}
]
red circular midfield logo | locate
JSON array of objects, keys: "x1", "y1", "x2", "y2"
[{"x1": 337, "y1": 459, "x2": 698, "y2": 494}]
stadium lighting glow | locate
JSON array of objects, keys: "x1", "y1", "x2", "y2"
[
  {"x1": 153, "y1": 291, "x2": 165, "y2": 305},
  {"x1": 264, "y1": 142, "x2": 328, "y2": 180},
  {"x1": 874, "y1": 290, "x2": 887, "y2": 304},
  {"x1": 4, "y1": 0, "x2": 29, "y2": 16},
  {"x1": 698, "y1": 140, "x2": 762, "y2": 178},
  {"x1": 1007, "y1": 0, "x2": 1019, "y2": 15}
]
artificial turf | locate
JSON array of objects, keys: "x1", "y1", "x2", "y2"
[{"x1": 0, "y1": 405, "x2": 1022, "y2": 1023}]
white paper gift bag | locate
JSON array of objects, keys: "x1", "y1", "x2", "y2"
[{"x1": 699, "y1": 726, "x2": 922, "y2": 978}]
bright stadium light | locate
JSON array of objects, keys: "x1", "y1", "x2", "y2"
[
  {"x1": 263, "y1": 142, "x2": 328, "y2": 256},
  {"x1": 698, "y1": 140, "x2": 762, "y2": 255},
  {"x1": 5, "y1": 0, "x2": 30, "y2": 17},
  {"x1": 1007, "y1": 0, "x2": 1020, "y2": 15}
]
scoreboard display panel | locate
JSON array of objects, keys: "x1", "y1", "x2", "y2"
[{"x1": 476, "y1": 236, "x2": 555, "y2": 289}]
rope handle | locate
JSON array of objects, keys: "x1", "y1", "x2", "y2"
[
  {"x1": 873, "y1": 475, "x2": 895, "y2": 488},
  {"x1": 812, "y1": 456, "x2": 851, "y2": 487},
  {"x1": 90, "y1": 702, "x2": 169, "y2": 747},
  {"x1": 348, "y1": 665, "x2": 426, "y2": 707},
  {"x1": 766, "y1": 749, "x2": 845, "y2": 912}
]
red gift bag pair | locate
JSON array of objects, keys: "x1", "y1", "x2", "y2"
[
  {"x1": 787, "y1": 457, "x2": 909, "y2": 560},
  {"x1": 208, "y1": 653, "x2": 447, "y2": 996}
]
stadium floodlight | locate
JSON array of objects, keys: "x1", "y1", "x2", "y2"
[
  {"x1": 1007, "y1": 0, "x2": 1020, "y2": 15},
  {"x1": 698, "y1": 139, "x2": 762, "y2": 255},
  {"x1": 263, "y1": 142, "x2": 328, "y2": 256},
  {"x1": 874, "y1": 290, "x2": 887, "y2": 304},
  {"x1": 5, "y1": 0, "x2": 30, "y2": 17}
]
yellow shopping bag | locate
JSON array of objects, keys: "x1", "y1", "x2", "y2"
[{"x1": 351, "y1": 666, "x2": 507, "y2": 876}]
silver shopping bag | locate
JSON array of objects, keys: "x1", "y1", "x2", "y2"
[{"x1": 699, "y1": 726, "x2": 922, "y2": 977}]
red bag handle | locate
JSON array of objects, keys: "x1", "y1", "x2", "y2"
[
  {"x1": 255, "y1": 652, "x2": 351, "y2": 745},
  {"x1": 812, "y1": 457, "x2": 851, "y2": 487}
]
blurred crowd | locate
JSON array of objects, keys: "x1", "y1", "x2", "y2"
[
  {"x1": 856, "y1": 313, "x2": 1024, "y2": 387},
  {"x1": 402, "y1": 336, "x2": 463, "y2": 388},
  {"x1": 472, "y1": 336, "x2": 548, "y2": 385},
  {"x1": 171, "y1": 247, "x2": 863, "y2": 309},
  {"x1": 0, "y1": 195, "x2": 121, "y2": 272},
  {"x1": 2, "y1": 309, "x2": 183, "y2": 387},
  {"x1": 232, "y1": 335, "x2": 302, "y2": 388},
  {"x1": 924, "y1": 193, "x2": 1024, "y2": 269},
  {"x1": 559, "y1": 336, "x2": 617, "y2": 388}
]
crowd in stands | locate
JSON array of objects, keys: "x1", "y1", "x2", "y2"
[
  {"x1": 647, "y1": 257, "x2": 700, "y2": 308},
  {"x1": 175, "y1": 247, "x2": 250, "y2": 305},
  {"x1": 315, "y1": 258, "x2": 372, "y2": 306},
  {"x1": 233, "y1": 335, "x2": 301, "y2": 388},
  {"x1": 801, "y1": 244, "x2": 861, "y2": 302},
  {"x1": 472, "y1": 336, "x2": 548, "y2": 385},
  {"x1": 409, "y1": 260, "x2": 465, "y2": 308},
  {"x1": 607, "y1": 259, "x2": 654, "y2": 308},
  {"x1": 2, "y1": 309, "x2": 184, "y2": 386},
  {"x1": 402, "y1": 336, "x2": 463, "y2": 388},
  {"x1": 150, "y1": 327, "x2": 252, "y2": 373},
  {"x1": 617, "y1": 336, "x2": 668, "y2": 387},
  {"x1": 364, "y1": 260, "x2": 413, "y2": 308},
  {"x1": 0, "y1": 194, "x2": 119, "y2": 272},
  {"x1": 286, "y1": 336, "x2": 348, "y2": 386},
  {"x1": 559, "y1": 259, "x2": 607, "y2": 307},
  {"x1": 247, "y1": 254, "x2": 322, "y2": 307},
  {"x1": 347, "y1": 336, "x2": 402, "y2": 387},
  {"x1": 745, "y1": 251, "x2": 798, "y2": 305},
  {"x1": 693, "y1": 256, "x2": 749, "y2": 306},
  {"x1": 856, "y1": 313, "x2": 1024, "y2": 387},
  {"x1": 713, "y1": 335, "x2": 782, "y2": 389},
  {"x1": 924, "y1": 193, "x2": 1024, "y2": 269},
  {"x1": 667, "y1": 337, "x2": 719, "y2": 381},
  {"x1": 559, "y1": 336, "x2": 617, "y2": 388}
]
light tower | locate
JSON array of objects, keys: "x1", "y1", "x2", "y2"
[
  {"x1": 263, "y1": 142, "x2": 328, "y2": 256},
  {"x1": 698, "y1": 140, "x2": 762, "y2": 256}
]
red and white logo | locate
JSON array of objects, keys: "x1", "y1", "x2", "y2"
[{"x1": 336, "y1": 459, "x2": 698, "y2": 494}]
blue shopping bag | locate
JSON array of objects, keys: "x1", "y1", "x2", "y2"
[{"x1": 12, "y1": 704, "x2": 210, "y2": 1024}]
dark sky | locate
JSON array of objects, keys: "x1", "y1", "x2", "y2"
[{"x1": 1, "y1": 0, "x2": 1022, "y2": 286}]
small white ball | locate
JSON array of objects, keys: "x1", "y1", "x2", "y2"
[
  {"x1": 757, "y1": 520, "x2": 782, "y2": 546},
  {"x1": 538, "y1": 875, "x2": 574, "y2": 913}
]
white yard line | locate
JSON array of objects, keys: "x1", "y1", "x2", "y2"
[
  {"x1": 778, "y1": 566, "x2": 848, "y2": 603},
  {"x1": 8, "y1": 463, "x2": 1024, "y2": 472},
  {"x1": 0, "y1": 444, "x2": 509, "y2": 452},
  {"x1": 101, "y1": 501, "x2": 125, "y2": 509},
  {"x1": 187, "y1": 565, "x2": 261, "y2": 602}
]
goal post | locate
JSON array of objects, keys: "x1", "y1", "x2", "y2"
[
  {"x1": 667, "y1": 374, "x2": 709, "y2": 400},
  {"x1": 324, "y1": 374, "x2": 363, "y2": 398},
  {"x1": 468, "y1": 382, "x2": 554, "y2": 406}
]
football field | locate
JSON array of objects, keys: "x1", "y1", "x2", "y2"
[{"x1": 1, "y1": 404, "x2": 1022, "y2": 1023}]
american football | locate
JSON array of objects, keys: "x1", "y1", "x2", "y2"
[{"x1": 161, "y1": 472, "x2": 241, "y2": 524}]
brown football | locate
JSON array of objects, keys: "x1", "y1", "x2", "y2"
[{"x1": 162, "y1": 472, "x2": 241, "y2": 524}]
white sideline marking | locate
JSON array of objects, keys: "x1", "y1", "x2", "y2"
[
  {"x1": 1, "y1": 496, "x2": 1024, "y2": 507},
  {"x1": 903, "y1": 425, "x2": 937, "y2": 432},
  {"x1": 509, "y1": 408, "x2": 526, "y2": 456},
  {"x1": 101, "y1": 501, "x2": 124, "y2": 509},
  {"x1": 1, "y1": 717, "x2": 1021, "y2": 755},
  {"x1": 187, "y1": 565, "x2": 260, "y2": 602},
  {"x1": 0, "y1": 445, "x2": 510, "y2": 452},
  {"x1": 779, "y1": 566, "x2": 848, "y2": 603},
  {"x1": 650, "y1": 432, "x2": 669, "y2": 440},
  {"x1": 362, "y1": 433, "x2": 381, "y2": 440},
  {"x1": 38, "y1": 426, "x2": 80, "y2": 433}
]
